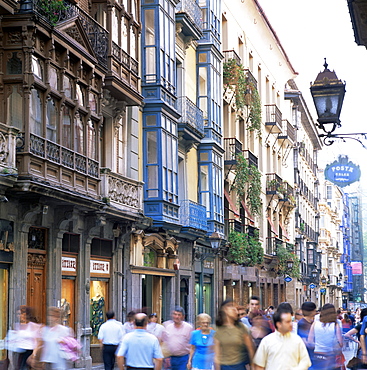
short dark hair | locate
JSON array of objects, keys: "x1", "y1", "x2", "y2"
[
  {"x1": 268, "y1": 305, "x2": 274, "y2": 310},
  {"x1": 301, "y1": 302, "x2": 316, "y2": 314},
  {"x1": 273, "y1": 310, "x2": 290, "y2": 330},
  {"x1": 360, "y1": 308, "x2": 367, "y2": 321},
  {"x1": 106, "y1": 311, "x2": 115, "y2": 320},
  {"x1": 277, "y1": 302, "x2": 293, "y2": 315},
  {"x1": 249, "y1": 296, "x2": 260, "y2": 303},
  {"x1": 135, "y1": 315, "x2": 147, "y2": 327},
  {"x1": 174, "y1": 306, "x2": 185, "y2": 316}
]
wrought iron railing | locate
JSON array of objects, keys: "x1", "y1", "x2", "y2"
[
  {"x1": 177, "y1": 96, "x2": 205, "y2": 136},
  {"x1": 264, "y1": 104, "x2": 282, "y2": 130},
  {"x1": 266, "y1": 237, "x2": 283, "y2": 256},
  {"x1": 279, "y1": 119, "x2": 296, "y2": 143},
  {"x1": 179, "y1": 200, "x2": 207, "y2": 231},
  {"x1": 33, "y1": 0, "x2": 108, "y2": 67},
  {"x1": 100, "y1": 170, "x2": 143, "y2": 211},
  {"x1": 224, "y1": 138, "x2": 243, "y2": 163},
  {"x1": 29, "y1": 134, "x2": 99, "y2": 178},
  {"x1": 223, "y1": 50, "x2": 242, "y2": 65},
  {"x1": 176, "y1": 0, "x2": 203, "y2": 32},
  {"x1": 243, "y1": 149, "x2": 258, "y2": 168},
  {"x1": 226, "y1": 219, "x2": 243, "y2": 234},
  {"x1": 245, "y1": 69, "x2": 257, "y2": 90},
  {"x1": 266, "y1": 173, "x2": 282, "y2": 194}
]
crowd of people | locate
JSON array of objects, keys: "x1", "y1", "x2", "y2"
[
  {"x1": 6, "y1": 299, "x2": 367, "y2": 370},
  {"x1": 99, "y1": 298, "x2": 367, "y2": 370}
]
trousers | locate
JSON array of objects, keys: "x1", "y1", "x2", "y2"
[{"x1": 103, "y1": 344, "x2": 118, "y2": 370}]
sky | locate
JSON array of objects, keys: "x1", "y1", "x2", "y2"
[{"x1": 258, "y1": 0, "x2": 367, "y2": 215}]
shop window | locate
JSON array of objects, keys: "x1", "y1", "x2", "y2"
[
  {"x1": 143, "y1": 247, "x2": 156, "y2": 267},
  {"x1": 91, "y1": 238, "x2": 113, "y2": 257},
  {"x1": 0, "y1": 268, "x2": 8, "y2": 364},
  {"x1": 62, "y1": 233, "x2": 79, "y2": 254},
  {"x1": 90, "y1": 280, "x2": 108, "y2": 344},
  {"x1": 61, "y1": 278, "x2": 75, "y2": 329}
]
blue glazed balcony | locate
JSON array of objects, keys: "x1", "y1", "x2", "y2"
[
  {"x1": 179, "y1": 200, "x2": 208, "y2": 232},
  {"x1": 177, "y1": 96, "x2": 205, "y2": 143},
  {"x1": 176, "y1": 0, "x2": 203, "y2": 40}
]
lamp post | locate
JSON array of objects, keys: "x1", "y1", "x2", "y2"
[{"x1": 310, "y1": 59, "x2": 367, "y2": 147}]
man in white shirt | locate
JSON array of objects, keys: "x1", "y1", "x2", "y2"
[
  {"x1": 98, "y1": 311, "x2": 125, "y2": 370},
  {"x1": 253, "y1": 310, "x2": 311, "y2": 370},
  {"x1": 117, "y1": 313, "x2": 163, "y2": 370}
]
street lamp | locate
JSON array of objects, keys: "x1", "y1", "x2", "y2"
[
  {"x1": 320, "y1": 275, "x2": 327, "y2": 285},
  {"x1": 311, "y1": 268, "x2": 318, "y2": 280},
  {"x1": 287, "y1": 259, "x2": 294, "y2": 270},
  {"x1": 209, "y1": 232, "x2": 222, "y2": 250},
  {"x1": 310, "y1": 59, "x2": 367, "y2": 147}
]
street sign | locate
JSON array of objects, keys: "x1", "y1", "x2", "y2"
[
  {"x1": 309, "y1": 283, "x2": 316, "y2": 289},
  {"x1": 320, "y1": 288, "x2": 326, "y2": 294},
  {"x1": 324, "y1": 155, "x2": 361, "y2": 187},
  {"x1": 284, "y1": 276, "x2": 292, "y2": 283}
]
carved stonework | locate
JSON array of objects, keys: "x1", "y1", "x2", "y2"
[
  {"x1": 27, "y1": 253, "x2": 46, "y2": 268},
  {"x1": 0, "y1": 132, "x2": 9, "y2": 164},
  {"x1": 108, "y1": 176, "x2": 140, "y2": 208},
  {"x1": 7, "y1": 32, "x2": 21, "y2": 45}
]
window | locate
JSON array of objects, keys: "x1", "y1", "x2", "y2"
[
  {"x1": 146, "y1": 130, "x2": 158, "y2": 198},
  {"x1": 326, "y1": 185, "x2": 332, "y2": 199},
  {"x1": 63, "y1": 76, "x2": 72, "y2": 99},
  {"x1": 49, "y1": 67, "x2": 58, "y2": 90},
  {"x1": 6, "y1": 86, "x2": 23, "y2": 129},
  {"x1": 46, "y1": 98, "x2": 57, "y2": 142},
  {"x1": 87, "y1": 120, "x2": 96, "y2": 160},
  {"x1": 74, "y1": 113, "x2": 84, "y2": 154},
  {"x1": 62, "y1": 106, "x2": 72, "y2": 149},
  {"x1": 32, "y1": 56, "x2": 43, "y2": 80},
  {"x1": 162, "y1": 129, "x2": 177, "y2": 203},
  {"x1": 29, "y1": 89, "x2": 42, "y2": 136},
  {"x1": 144, "y1": 9, "x2": 156, "y2": 83}
]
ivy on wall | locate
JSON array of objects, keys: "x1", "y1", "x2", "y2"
[
  {"x1": 227, "y1": 230, "x2": 263, "y2": 266},
  {"x1": 233, "y1": 153, "x2": 262, "y2": 216},
  {"x1": 276, "y1": 245, "x2": 301, "y2": 279},
  {"x1": 223, "y1": 59, "x2": 262, "y2": 137}
]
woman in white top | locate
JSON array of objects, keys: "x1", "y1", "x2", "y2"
[
  {"x1": 37, "y1": 307, "x2": 73, "y2": 370},
  {"x1": 308, "y1": 303, "x2": 343, "y2": 370},
  {"x1": 14, "y1": 306, "x2": 41, "y2": 370},
  {"x1": 146, "y1": 313, "x2": 164, "y2": 342}
]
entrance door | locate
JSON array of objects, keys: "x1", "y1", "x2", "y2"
[{"x1": 27, "y1": 252, "x2": 46, "y2": 324}]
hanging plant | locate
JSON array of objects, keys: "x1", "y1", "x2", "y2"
[
  {"x1": 227, "y1": 230, "x2": 263, "y2": 266},
  {"x1": 223, "y1": 59, "x2": 262, "y2": 138},
  {"x1": 232, "y1": 153, "x2": 262, "y2": 217},
  {"x1": 37, "y1": 0, "x2": 69, "y2": 26},
  {"x1": 276, "y1": 246, "x2": 301, "y2": 279}
]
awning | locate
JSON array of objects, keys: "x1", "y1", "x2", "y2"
[
  {"x1": 224, "y1": 189, "x2": 240, "y2": 217},
  {"x1": 267, "y1": 217, "x2": 279, "y2": 236},
  {"x1": 241, "y1": 200, "x2": 255, "y2": 223},
  {"x1": 279, "y1": 222, "x2": 290, "y2": 241}
]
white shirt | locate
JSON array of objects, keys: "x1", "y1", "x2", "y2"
[
  {"x1": 15, "y1": 322, "x2": 41, "y2": 350},
  {"x1": 98, "y1": 319, "x2": 125, "y2": 345},
  {"x1": 147, "y1": 322, "x2": 164, "y2": 341},
  {"x1": 313, "y1": 321, "x2": 339, "y2": 353},
  {"x1": 253, "y1": 331, "x2": 311, "y2": 370}
]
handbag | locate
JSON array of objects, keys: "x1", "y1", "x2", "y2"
[
  {"x1": 26, "y1": 346, "x2": 44, "y2": 370},
  {"x1": 346, "y1": 356, "x2": 360, "y2": 369}
]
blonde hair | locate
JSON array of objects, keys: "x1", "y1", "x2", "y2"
[{"x1": 197, "y1": 313, "x2": 211, "y2": 326}]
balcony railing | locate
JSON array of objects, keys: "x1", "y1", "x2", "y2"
[
  {"x1": 265, "y1": 104, "x2": 282, "y2": 133},
  {"x1": 266, "y1": 173, "x2": 282, "y2": 195},
  {"x1": 100, "y1": 170, "x2": 143, "y2": 212},
  {"x1": 29, "y1": 134, "x2": 99, "y2": 178},
  {"x1": 112, "y1": 42, "x2": 139, "y2": 76},
  {"x1": 245, "y1": 69, "x2": 257, "y2": 90},
  {"x1": 223, "y1": 50, "x2": 242, "y2": 65},
  {"x1": 224, "y1": 138, "x2": 243, "y2": 165},
  {"x1": 33, "y1": 0, "x2": 108, "y2": 67},
  {"x1": 278, "y1": 119, "x2": 296, "y2": 143},
  {"x1": 179, "y1": 200, "x2": 207, "y2": 231},
  {"x1": 266, "y1": 237, "x2": 283, "y2": 256},
  {"x1": 176, "y1": 0, "x2": 203, "y2": 37},
  {"x1": 177, "y1": 96, "x2": 205, "y2": 137},
  {"x1": 243, "y1": 149, "x2": 258, "y2": 168},
  {"x1": 226, "y1": 219, "x2": 243, "y2": 234}
]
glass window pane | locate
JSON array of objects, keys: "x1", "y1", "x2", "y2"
[
  {"x1": 64, "y1": 76, "x2": 72, "y2": 99},
  {"x1": 147, "y1": 131, "x2": 157, "y2": 163},
  {"x1": 145, "y1": 9, "x2": 155, "y2": 45},
  {"x1": 74, "y1": 113, "x2": 84, "y2": 154},
  {"x1": 29, "y1": 89, "x2": 42, "y2": 136},
  {"x1": 62, "y1": 106, "x2": 71, "y2": 149},
  {"x1": 146, "y1": 115, "x2": 156, "y2": 126},
  {"x1": 145, "y1": 47, "x2": 156, "y2": 82},
  {"x1": 46, "y1": 98, "x2": 57, "y2": 142},
  {"x1": 147, "y1": 166, "x2": 158, "y2": 189},
  {"x1": 49, "y1": 67, "x2": 58, "y2": 89},
  {"x1": 6, "y1": 86, "x2": 23, "y2": 129},
  {"x1": 200, "y1": 165, "x2": 208, "y2": 191},
  {"x1": 87, "y1": 120, "x2": 96, "y2": 159}
]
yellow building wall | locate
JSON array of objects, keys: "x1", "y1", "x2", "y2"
[{"x1": 187, "y1": 147, "x2": 198, "y2": 203}]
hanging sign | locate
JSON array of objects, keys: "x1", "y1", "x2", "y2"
[
  {"x1": 284, "y1": 276, "x2": 292, "y2": 283},
  {"x1": 320, "y1": 288, "x2": 326, "y2": 294},
  {"x1": 309, "y1": 283, "x2": 316, "y2": 289},
  {"x1": 324, "y1": 155, "x2": 361, "y2": 187}
]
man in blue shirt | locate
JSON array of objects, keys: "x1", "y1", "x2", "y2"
[{"x1": 117, "y1": 313, "x2": 163, "y2": 370}]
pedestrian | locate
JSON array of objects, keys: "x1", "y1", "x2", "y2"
[
  {"x1": 36, "y1": 306, "x2": 75, "y2": 370},
  {"x1": 116, "y1": 313, "x2": 163, "y2": 370},
  {"x1": 187, "y1": 313, "x2": 215, "y2": 370},
  {"x1": 123, "y1": 311, "x2": 137, "y2": 334},
  {"x1": 252, "y1": 310, "x2": 311, "y2": 370},
  {"x1": 293, "y1": 308, "x2": 303, "y2": 334},
  {"x1": 214, "y1": 299, "x2": 254, "y2": 370},
  {"x1": 342, "y1": 313, "x2": 352, "y2": 334},
  {"x1": 237, "y1": 306, "x2": 247, "y2": 321},
  {"x1": 98, "y1": 310, "x2": 125, "y2": 370},
  {"x1": 240, "y1": 296, "x2": 260, "y2": 328},
  {"x1": 308, "y1": 303, "x2": 343, "y2": 370},
  {"x1": 297, "y1": 301, "x2": 317, "y2": 369},
  {"x1": 162, "y1": 306, "x2": 193, "y2": 370},
  {"x1": 248, "y1": 310, "x2": 271, "y2": 349},
  {"x1": 147, "y1": 313, "x2": 164, "y2": 342}
]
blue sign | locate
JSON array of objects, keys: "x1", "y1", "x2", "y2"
[
  {"x1": 309, "y1": 283, "x2": 316, "y2": 289},
  {"x1": 324, "y1": 155, "x2": 361, "y2": 187},
  {"x1": 284, "y1": 276, "x2": 292, "y2": 283},
  {"x1": 320, "y1": 288, "x2": 326, "y2": 294}
]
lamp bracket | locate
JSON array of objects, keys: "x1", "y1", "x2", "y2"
[{"x1": 318, "y1": 132, "x2": 367, "y2": 148}]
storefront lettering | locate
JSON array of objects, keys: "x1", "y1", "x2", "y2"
[
  {"x1": 61, "y1": 257, "x2": 77, "y2": 272},
  {"x1": 90, "y1": 260, "x2": 110, "y2": 275}
]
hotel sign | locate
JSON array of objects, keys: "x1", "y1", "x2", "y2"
[{"x1": 324, "y1": 155, "x2": 361, "y2": 187}]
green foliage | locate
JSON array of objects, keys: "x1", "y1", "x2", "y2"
[
  {"x1": 227, "y1": 230, "x2": 263, "y2": 266},
  {"x1": 233, "y1": 153, "x2": 262, "y2": 216},
  {"x1": 38, "y1": 0, "x2": 69, "y2": 26},
  {"x1": 223, "y1": 59, "x2": 262, "y2": 137},
  {"x1": 276, "y1": 246, "x2": 301, "y2": 279}
]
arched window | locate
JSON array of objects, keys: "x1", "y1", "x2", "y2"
[
  {"x1": 74, "y1": 113, "x2": 84, "y2": 154},
  {"x1": 29, "y1": 89, "x2": 42, "y2": 136},
  {"x1": 62, "y1": 106, "x2": 72, "y2": 149},
  {"x1": 6, "y1": 86, "x2": 23, "y2": 130},
  {"x1": 46, "y1": 98, "x2": 57, "y2": 142}
]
